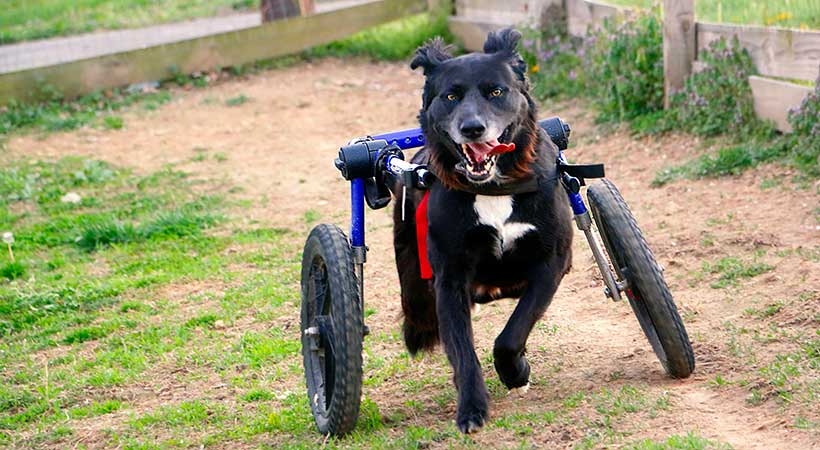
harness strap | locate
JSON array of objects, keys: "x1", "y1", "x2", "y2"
[{"x1": 416, "y1": 192, "x2": 433, "y2": 279}]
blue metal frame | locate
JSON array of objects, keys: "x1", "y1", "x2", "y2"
[
  {"x1": 372, "y1": 128, "x2": 425, "y2": 150},
  {"x1": 350, "y1": 178, "x2": 365, "y2": 247},
  {"x1": 558, "y1": 150, "x2": 587, "y2": 215}
]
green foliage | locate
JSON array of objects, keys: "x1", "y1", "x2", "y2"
[
  {"x1": 652, "y1": 142, "x2": 789, "y2": 185},
  {"x1": 602, "y1": 0, "x2": 820, "y2": 29},
  {"x1": 584, "y1": 13, "x2": 664, "y2": 122},
  {"x1": 0, "y1": 0, "x2": 257, "y2": 44},
  {"x1": 63, "y1": 326, "x2": 110, "y2": 344},
  {"x1": 1, "y1": 261, "x2": 25, "y2": 280},
  {"x1": 103, "y1": 115, "x2": 125, "y2": 130},
  {"x1": 225, "y1": 94, "x2": 249, "y2": 107},
  {"x1": 671, "y1": 37, "x2": 763, "y2": 137},
  {"x1": 701, "y1": 256, "x2": 774, "y2": 288},
  {"x1": 786, "y1": 73, "x2": 820, "y2": 176},
  {"x1": 0, "y1": 90, "x2": 171, "y2": 135},
  {"x1": 625, "y1": 431, "x2": 733, "y2": 450},
  {"x1": 308, "y1": 10, "x2": 455, "y2": 61},
  {"x1": 518, "y1": 32, "x2": 586, "y2": 100}
]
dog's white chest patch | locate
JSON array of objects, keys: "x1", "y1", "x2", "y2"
[{"x1": 474, "y1": 195, "x2": 536, "y2": 256}]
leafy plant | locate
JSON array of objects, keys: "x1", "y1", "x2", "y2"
[
  {"x1": 583, "y1": 13, "x2": 665, "y2": 122},
  {"x1": 671, "y1": 37, "x2": 766, "y2": 138},
  {"x1": 786, "y1": 72, "x2": 820, "y2": 176}
]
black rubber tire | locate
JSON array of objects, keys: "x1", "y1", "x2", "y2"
[
  {"x1": 300, "y1": 224, "x2": 363, "y2": 436},
  {"x1": 587, "y1": 179, "x2": 695, "y2": 378}
]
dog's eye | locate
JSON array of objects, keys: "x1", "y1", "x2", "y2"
[
  {"x1": 446, "y1": 93, "x2": 458, "y2": 102},
  {"x1": 489, "y1": 88, "x2": 504, "y2": 98}
]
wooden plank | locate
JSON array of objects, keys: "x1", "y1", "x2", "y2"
[
  {"x1": 748, "y1": 75, "x2": 812, "y2": 132},
  {"x1": 567, "y1": 0, "x2": 621, "y2": 37},
  {"x1": 454, "y1": 0, "x2": 560, "y2": 23},
  {"x1": 0, "y1": 0, "x2": 426, "y2": 105},
  {"x1": 448, "y1": 16, "x2": 512, "y2": 51},
  {"x1": 697, "y1": 22, "x2": 820, "y2": 82},
  {"x1": 663, "y1": 0, "x2": 695, "y2": 108}
]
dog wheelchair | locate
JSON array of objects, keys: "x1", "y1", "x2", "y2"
[{"x1": 300, "y1": 117, "x2": 695, "y2": 436}]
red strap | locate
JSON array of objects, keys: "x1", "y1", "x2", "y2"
[{"x1": 416, "y1": 192, "x2": 433, "y2": 279}]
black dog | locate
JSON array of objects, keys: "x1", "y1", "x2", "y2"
[{"x1": 392, "y1": 29, "x2": 574, "y2": 433}]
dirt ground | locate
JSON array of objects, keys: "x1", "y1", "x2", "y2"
[{"x1": 7, "y1": 58, "x2": 820, "y2": 449}]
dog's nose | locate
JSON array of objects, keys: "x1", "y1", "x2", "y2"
[{"x1": 460, "y1": 119, "x2": 486, "y2": 140}]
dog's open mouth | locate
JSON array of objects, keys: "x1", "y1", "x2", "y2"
[{"x1": 455, "y1": 128, "x2": 515, "y2": 181}]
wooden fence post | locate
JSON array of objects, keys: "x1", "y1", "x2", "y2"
[
  {"x1": 662, "y1": 0, "x2": 695, "y2": 108},
  {"x1": 261, "y1": 0, "x2": 315, "y2": 22}
]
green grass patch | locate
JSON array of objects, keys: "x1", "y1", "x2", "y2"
[
  {"x1": 308, "y1": 10, "x2": 455, "y2": 61},
  {"x1": 702, "y1": 256, "x2": 774, "y2": 288},
  {"x1": 1, "y1": 0, "x2": 256, "y2": 44},
  {"x1": 602, "y1": 0, "x2": 820, "y2": 29},
  {"x1": 624, "y1": 431, "x2": 734, "y2": 449},
  {"x1": 225, "y1": 94, "x2": 249, "y2": 107},
  {"x1": 1, "y1": 90, "x2": 172, "y2": 135}
]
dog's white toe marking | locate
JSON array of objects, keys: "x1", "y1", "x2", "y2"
[
  {"x1": 472, "y1": 303, "x2": 481, "y2": 315},
  {"x1": 509, "y1": 383, "x2": 530, "y2": 397},
  {"x1": 465, "y1": 420, "x2": 483, "y2": 434},
  {"x1": 474, "y1": 195, "x2": 535, "y2": 257}
]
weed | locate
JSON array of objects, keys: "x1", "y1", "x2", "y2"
[
  {"x1": 624, "y1": 431, "x2": 734, "y2": 449},
  {"x1": 63, "y1": 325, "x2": 110, "y2": 344},
  {"x1": 103, "y1": 116, "x2": 125, "y2": 130},
  {"x1": 701, "y1": 256, "x2": 774, "y2": 288},
  {"x1": 1, "y1": 90, "x2": 171, "y2": 135},
  {"x1": 308, "y1": 9, "x2": 454, "y2": 61},
  {"x1": 584, "y1": 13, "x2": 665, "y2": 122},
  {"x1": 303, "y1": 209, "x2": 321, "y2": 225},
  {"x1": 1, "y1": 261, "x2": 25, "y2": 280},
  {"x1": 225, "y1": 94, "x2": 249, "y2": 107}
]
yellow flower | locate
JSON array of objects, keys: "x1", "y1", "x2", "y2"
[{"x1": 531, "y1": 65, "x2": 540, "y2": 73}]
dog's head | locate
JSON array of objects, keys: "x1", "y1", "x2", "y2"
[{"x1": 411, "y1": 28, "x2": 538, "y2": 189}]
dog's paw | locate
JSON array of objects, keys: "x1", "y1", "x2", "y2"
[
  {"x1": 508, "y1": 382, "x2": 530, "y2": 397},
  {"x1": 456, "y1": 411, "x2": 487, "y2": 434},
  {"x1": 495, "y1": 354, "x2": 530, "y2": 390}
]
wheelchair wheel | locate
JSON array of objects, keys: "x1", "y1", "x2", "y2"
[
  {"x1": 300, "y1": 224, "x2": 363, "y2": 435},
  {"x1": 587, "y1": 180, "x2": 695, "y2": 378}
]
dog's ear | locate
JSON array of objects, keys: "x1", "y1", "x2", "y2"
[
  {"x1": 483, "y1": 28, "x2": 521, "y2": 55},
  {"x1": 483, "y1": 28, "x2": 527, "y2": 83},
  {"x1": 410, "y1": 37, "x2": 453, "y2": 76}
]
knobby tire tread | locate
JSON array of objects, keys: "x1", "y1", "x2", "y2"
[
  {"x1": 301, "y1": 224, "x2": 363, "y2": 436},
  {"x1": 587, "y1": 179, "x2": 695, "y2": 378}
]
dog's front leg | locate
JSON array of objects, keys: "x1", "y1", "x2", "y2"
[
  {"x1": 494, "y1": 258, "x2": 563, "y2": 389},
  {"x1": 434, "y1": 270, "x2": 488, "y2": 434}
]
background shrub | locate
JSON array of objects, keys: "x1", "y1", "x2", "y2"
[
  {"x1": 583, "y1": 13, "x2": 664, "y2": 122},
  {"x1": 671, "y1": 37, "x2": 765, "y2": 137}
]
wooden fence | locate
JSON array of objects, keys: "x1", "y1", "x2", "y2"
[
  {"x1": 0, "y1": 0, "x2": 426, "y2": 105},
  {"x1": 449, "y1": 0, "x2": 818, "y2": 132}
]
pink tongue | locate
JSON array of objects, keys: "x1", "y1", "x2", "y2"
[{"x1": 465, "y1": 140, "x2": 516, "y2": 162}]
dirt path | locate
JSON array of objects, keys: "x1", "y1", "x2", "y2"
[{"x1": 7, "y1": 58, "x2": 819, "y2": 449}]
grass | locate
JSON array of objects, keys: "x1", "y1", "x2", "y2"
[
  {"x1": 652, "y1": 142, "x2": 788, "y2": 186},
  {"x1": 0, "y1": 156, "x2": 306, "y2": 447},
  {"x1": 0, "y1": 0, "x2": 256, "y2": 44},
  {"x1": 603, "y1": 0, "x2": 820, "y2": 29},
  {"x1": 701, "y1": 256, "x2": 774, "y2": 288},
  {"x1": 1, "y1": 89, "x2": 172, "y2": 135},
  {"x1": 625, "y1": 432, "x2": 734, "y2": 449},
  {"x1": 307, "y1": 11, "x2": 455, "y2": 61}
]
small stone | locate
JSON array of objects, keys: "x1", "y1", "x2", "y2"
[{"x1": 60, "y1": 192, "x2": 82, "y2": 204}]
